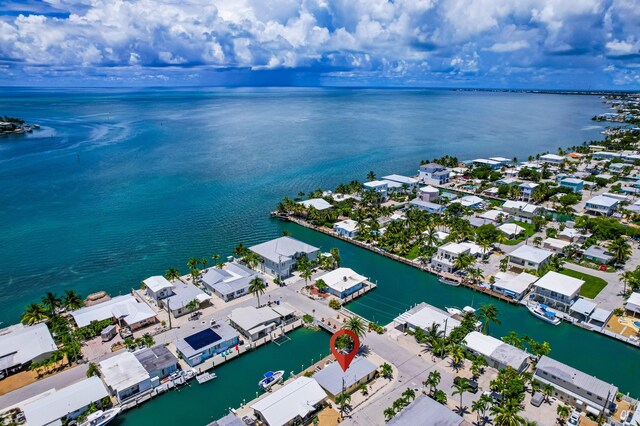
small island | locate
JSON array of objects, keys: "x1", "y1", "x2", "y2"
[{"x1": 0, "y1": 115, "x2": 40, "y2": 135}]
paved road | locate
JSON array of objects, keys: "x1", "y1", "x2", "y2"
[{"x1": 564, "y1": 262, "x2": 622, "y2": 310}]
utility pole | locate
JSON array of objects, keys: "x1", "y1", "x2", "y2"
[{"x1": 166, "y1": 299, "x2": 172, "y2": 330}]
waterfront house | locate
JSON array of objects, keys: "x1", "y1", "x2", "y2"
[
  {"x1": 453, "y1": 195, "x2": 484, "y2": 209},
  {"x1": 419, "y1": 163, "x2": 450, "y2": 185},
  {"x1": 542, "y1": 238, "x2": 572, "y2": 254},
  {"x1": 582, "y1": 245, "x2": 613, "y2": 265},
  {"x1": 568, "y1": 299, "x2": 597, "y2": 322},
  {"x1": 99, "y1": 351, "x2": 152, "y2": 402},
  {"x1": 489, "y1": 156, "x2": 512, "y2": 166},
  {"x1": 251, "y1": 377, "x2": 327, "y2": 426},
  {"x1": 532, "y1": 271, "x2": 584, "y2": 312},
  {"x1": 11, "y1": 376, "x2": 109, "y2": 426},
  {"x1": 585, "y1": 195, "x2": 618, "y2": 216},
  {"x1": 70, "y1": 294, "x2": 157, "y2": 331},
  {"x1": 363, "y1": 180, "x2": 389, "y2": 201},
  {"x1": 298, "y1": 198, "x2": 333, "y2": 211},
  {"x1": 157, "y1": 280, "x2": 211, "y2": 318},
  {"x1": 519, "y1": 182, "x2": 539, "y2": 200},
  {"x1": 249, "y1": 237, "x2": 319, "y2": 279},
  {"x1": 558, "y1": 228, "x2": 591, "y2": 245},
  {"x1": 409, "y1": 199, "x2": 445, "y2": 214},
  {"x1": 394, "y1": 303, "x2": 461, "y2": 337},
  {"x1": 174, "y1": 322, "x2": 240, "y2": 367},
  {"x1": 143, "y1": 276, "x2": 174, "y2": 302},
  {"x1": 0, "y1": 323, "x2": 57, "y2": 378},
  {"x1": 382, "y1": 174, "x2": 419, "y2": 191},
  {"x1": 608, "y1": 163, "x2": 627, "y2": 174},
  {"x1": 497, "y1": 222, "x2": 525, "y2": 239},
  {"x1": 534, "y1": 356, "x2": 617, "y2": 416},
  {"x1": 388, "y1": 394, "x2": 465, "y2": 426},
  {"x1": 491, "y1": 271, "x2": 538, "y2": 301},
  {"x1": 202, "y1": 262, "x2": 264, "y2": 302},
  {"x1": 228, "y1": 304, "x2": 296, "y2": 341},
  {"x1": 333, "y1": 219, "x2": 359, "y2": 238},
  {"x1": 508, "y1": 246, "x2": 553, "y2": 272},
  {"x1": 625, "y1": 292, "x2": 640, "y2": 316},
  {"x1": 417, "y1": 185, "x2": 439, "y2": 202},
  {"x1": 593, "y1": 151, "x2": 622, "y2": 161},
  {"x1": 317, "y1": 267, "x2": 367, "y2": 299},
  {"x1": 472, "y1": 158, "x2": 501, "y2": 170},
  {"x1": 501, "y1": 200, "x2": 542, "y2": 223},
  {"x1": 431, "y1": 242, "x2": 471, "y2": 273},
  {"x1": 560, "y1": 178, "x2": 585, "y2": 193},
  {"x1": 463, "y1": 331, "x2": 529, "y2": 373},
  {"x1": 134, "y1": 345, "x2": 178, "y2": 381},
  {"x1": 313, "y1": 356, "x2": 377, "y2": 399},
  {"x1": 460, "y1": 241, "x2": 487, "y2": 259},
  {"x1": 540, "y1": 153, "x2": 565, "y2": 165}
]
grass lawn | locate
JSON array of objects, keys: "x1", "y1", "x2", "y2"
[
  {"x1": 405, "y1": 245, "x2": 421, "y2": 260},
  {"x1": 559, "y1": 269, "x2": 608, "y2": 298},
  {"x1": 503, "y1": 221, "x2": 537, "y2": 246}
]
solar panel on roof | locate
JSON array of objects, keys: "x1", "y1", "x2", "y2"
[{"x1": 184, "y1": 328, "x2": 222, "y2": 350}]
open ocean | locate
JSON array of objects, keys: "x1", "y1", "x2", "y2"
[{"x1": 0, "y1": 87, "x2": 604, "y2": 325}]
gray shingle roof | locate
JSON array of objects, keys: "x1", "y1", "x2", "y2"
[
  {"x1": 313, "y1": 356, "x2": 377, "y2": 395},
  {"x1": 134, "y1": 345, "x2": 178, "y2": 375},
  {"x1": 249, "y1": 237, "x2": 319, "y2": 263}
]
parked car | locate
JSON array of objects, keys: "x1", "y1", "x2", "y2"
[
  {"x1": 568, "y1": 412, "x2": 580, "y2": 426},
  {"x1": 483, "y1": 390, "x2": 503, "y2": 404},
  {"x1": 530, "y1": 391, "x2": 544, "y2": 407},
  {"x1": 454, "y1": 376, "x2": 478, "y2": 393}
]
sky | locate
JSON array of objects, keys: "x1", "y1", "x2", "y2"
[{"x1": 0, "y1": 0, "x2": 639, "y2": 89}]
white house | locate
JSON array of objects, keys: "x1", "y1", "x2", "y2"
[
  {"x1": 542, "y1": 238, "x2": 572, "y2": 254},
  {"x1": 251, "y1": 377, "x2": 327, "y2": 426},
  {"x1": 453, "y1": 195, "x2": 484, "y2": 209},
  {"x1": 155, "y1": 280, "x2": 211, "y2": 318},
  {"x1": 558, "y1": 228, "x2": 591, "y2": 244},
  {"x1": 0, "y1": 323, "x2": 57, "y2": 378},
  {"x1": 249, "y1": 237, "x2": 319, "y2": 278},
  {"x1": 363, "y1": 180, "x2": 389, "y2": 201},
  {"x1": 497, "y1": 223, "x2": 525, "y2": 239},
  {"x1": 99, "y1": 351, "x2": 152, "y2": 402},
  {"x1": 298, "y1": 198, "x2": 333, "y2": 211},
  {"x1": 333, "y1": 219, "x2": 359, "y2": 238},
  {"x1": 584, "y1": 195, "x2": 618, "y2": 216},
  {"x1": 317, "y1": 267, "x2": 367, "y2": 299},
  {"x1": 417, "y1": 185, "x2": 439, "y2": 202},
  {"x1": 479, "y1": 209, "x2": 507, "y2": 222},
  {"x1": 431, "y1": 242, "x2": 471, "y2": 273},
  {"x1": 382, "y1": 174, "x2": 419, "y2": 191},
  {"x1": 472, "y1": 158, "x2": 501, "y2": 169},
  {"x1": 624, "y1": 292, "x2": 640, "y2": 316},
  {"x1": 201, "y1": 262, "x2": 263, "y2": 302},
  {"x1": 397, "y1": 304, "x2": 461, "y2": 337},
  {"x1": 143, "y1": 276, "x2": 174, "y2": 302},
  {"x1": 313, "y1": 356, "x2": 377, "y2": 399},
  {"x1": 463, "y1": 331, "x2": 529, "y2": 372},
  {"x1": 418, "y1": 163, "x2": 450, "y2": 185},
  {"x1": 533, "y1": 271, "x2": 584, "y2": 311},
  {"x1": 491, "y1": 271, "x2": 538, "y2": 300},
  {"x1": 228, "y1": 304, "x2": 296, "y2": 341},
  {"x1": 540, "y1": 154, "x2": 565, "y2": 165},
  {"x1": 70, "y1": 295, "x2": 157, "y2": 331},
  {"x1": 174, "y1": 322, "x2": 240, "y2": 367},
  {"x1": 508, "y1": 245, "x2": 553, "y2": 272},
  {"x1": 519, "y1": 182, "x2": 539, "y2": 200},
  {"x1": 502, "y1": 200, "x2": 542, "y2": 223},
  {"x1": 409, "y1": 199, "x2": 445, "y2": 214}
]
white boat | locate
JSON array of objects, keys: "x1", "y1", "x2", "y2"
[
  {"x1": 462, "y1": 306, "x2": 476, "y2": 314},
  {"x1": 259, "y1": 370, "x2": 284, "y2": 390},
  {"x1": 446, "y1": 306, "x2": 475, "y2": 316},
  {"x1": 438, "y1": 276, "x2": 460, "y2": 287},
  {"x1": 528, "y1": 304, "x2": 561, "y2": 325},
  {"x1": 79, "y1": 407, "x2": 121, "y2": 426}
]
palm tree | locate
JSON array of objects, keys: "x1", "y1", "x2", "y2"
[
  {"x1": 335, "y1": 392, "x2": 351, "y2": 418},
  {"x1": 501, "y1": 331, "x2": 523, "y2": 348},
  {"x1": 62, "y1": 290, "x2": 84, "y2": 311},
  {"x1": 556, "y1": 404, "x2": 570, "y2": 424},
  {"x1": 343, "y1": 316, "x2": 367, "y2": 340},
  {"x1": 380, "y1": 363, "x2": 393, "y2": 380},
  {"x1": 471, "y1": 396, "x2": 488, "y2": 424},
  {"x1": 542, "y1": 383, "x2": 554, "y2": 402},
  {"x1": 21, "y1": 303, "x2": 48, "y2": 325},
  {"x1": 433, "y1": 389, "x2": 447, "y2": 404},
  {"x1": 392, "y1": 399, "x2": 405, "y2": 413},
  {"x1": 200, "y1": 257, "x2": 209, "y2": 270},
  {"x1": 532, "y1": 236, "x2": 543, "y2": 247},
  {"x1": 448, "y1": 345, "x2": 465, "y2": 371},
  {"x1": 499, "y1": 257, "x2": 509, "y2": 272},
  {"x1": 315, "y1": 278, "x2": 328, "y2": 293},
  {"x1": 490, "y1": 401, "x2": 525, "y2": 426},
  {"x1": 402, "y1": 387, "x2": 416, "y2": 403},
  {"x1": 423, "y1": 370, "x2": 441, "y2": 395},
  {"x1": 478, "y1": 303, "x2": 501, "y2": 334},
  {"x1": 383, "y1": 407, "x2": 395, "y2": 421},
  {"x1": 300, "y1": 266, "x2": 313, "y2": 286},
  {"x1": 233, "y1": 243, "x2": 249, "y2": 258},
  {"x1": 211, "y1": 253, "x2": 221, "y2": 266},
  {"x1": 42, "y1": 292, "x2": 62, "y2": 317},
  {"x1": 187, "y1": 257, "x2": 199, "y2": 270},
  {"x1": 330, "y1": 248, "x2": 341, "y2": 268},
  {"x1": 608, "y1": 237, "x2": 632, "y2": 265},
  {"x1": 164, "y1": 267, "x2": 181, "y2": 281},
  {"x1": 452, "y1": 381, "x2": 470, "y2": 413},
  {"x1": 454, "y1": 252, "x2": 475, "y2": 272},
  {"x1": 619, "y1": 270, "x2": 636, "y2": 295},
  {"x1": 248, "y1": 277, "x2": 266, "y2": 307},
  {"x1": 367, "y1": 171, "x2": 376, "y2": 181},
  {"x1": 243, "y1": 252, "x2": 261, "y2": 269}
]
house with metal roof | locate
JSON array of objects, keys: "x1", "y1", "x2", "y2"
[
  {"x1": 491, "y1": 271, "x2": 538, "y2": 301},
  {"x1": 542, "y1": 238, "x2": 572, "y2": 254},
  {"x1": 452, "y1": 195, "x2": 484, "y2": 209},
  {"x1": 585, "y1": 195, "x2": 618, "y2": 216},
  {"x1": 382, "y1": 174, "x2": 419, "y2": 190},
  {"x1": 333, "y1": 219, "x2": 359, "y2": 238},
  {"x1": 560, "y1": 178, "x2": 585, "y2": 193},
  {"x1": 156, "y1": 280, "x2": 211, "y2": 318},
  {"x1": 0, "y1": 323, "x2": 57, "y2": 378},
  {"x1": 70, "y1": 295, "x2": 157, "y2": 330},
  {"x1": 498, "y1": 222, "x2": 525, "y2": 239},
  {"x1": 201, "y1": 262, "x2": 264, "y2": 302},
  {"x1": 540, "y1": 153, "x2": 565, "y2": 165},
  {"x1": 134, "y1": 345, "x2": 178, "y2": 381},
  {"x1": 174, "y1": 321, "x2": 240, "y2": 367},
  {"x1": 143, "y1": 276, "x2": 174, "y2": 302},
  {"x1": 297, "y1": 198, "x2": 333, "y2": 211},
  {"x1": 558, "y1": 228, "x2": 591, "y2": 245},
  {"x1": 533, "y1": 271, "x2": 584, "y2": 312},
  {"x1": 313, "y1": 356, "x2": 377, "y2": 399},
  {"x1": 251, "y1": 377, "x2": 327, "y2": 426},
  {"x1": 249, "y1": 237, "x2": 319, "y2": 278},
  {"x1": 363, "y1": 180, "x2": 389, "y2": 201},
  {"x1": 394, "y1": 303, "x2": 461, "y2": 337},
  {"x1": 501, "y1": 200, "x2": 542, "y2": 223},
  {"x1": 9, "y1": 376, "x2": 109, "y2": 426},
  {"x1": 463, "y1": 331, "x2": 529, "y2": 373},
  {"x1": 508, "y1": 246, "x2": 553, "y2": 272},
  {"x1": 409, "y1": 198, "x2": 445, "y2": 214},
  {"x1": 419, "y1": 163, "x2": 450, "y2": 185},
  {"x1": 99, "y1": 351, "x2": 152, "y2": 402},
  {"x1": 317, "y1": 267, "x2": 368, "y2": 299},
  {"x1": 625, "y1": 292, "x2": 640, "y2": 315},
  {"x1": 519, "y1": 182, "x2": 539, "y2": 200},
  {"x1": 431, "y1": 242, "x2": 471, "y2": 273},
  {"x1": 582, "y1": 245, "x2": 613, "y2": 265},
  {"x1": 534, "y1": 356, "x2": 617, "y2": 415},
  {"x1": 227, "y1": 304, "x2": 296, "y2": 341},
  {"x1": 387, "y1": 394, "x2": 465, "y2": 426}
]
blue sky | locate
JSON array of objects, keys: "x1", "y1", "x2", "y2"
[{"x1": 0, "y1": 0, "x2": 639, "y2": 89}]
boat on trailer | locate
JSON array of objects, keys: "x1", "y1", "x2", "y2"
[
  {"x1": 527, "y1": 303, "x2": 561, "y2": 325},
  {"x1": 259, "y1": 370, "x2": 284, "y2": 391}
]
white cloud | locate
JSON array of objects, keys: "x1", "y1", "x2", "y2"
[{"x1": 484, "y1": 40, "x2": 529, "y2": 53}]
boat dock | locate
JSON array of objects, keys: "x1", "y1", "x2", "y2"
[{"x1": 195, "y1": 372, "x2": 217, "y2": 384}]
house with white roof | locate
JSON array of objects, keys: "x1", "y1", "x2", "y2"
[
  {"x1": 472, "y1": 158, "x2": 501, "y2": 169},
  {"x1": 491, "y1": 271, "x2": 538, "y2": 301},
  {"x1": 585, "y1": 195, "x2": 618, "y2": 216},
  {"x1": 174, "y1": 321, "x2": 240, "y2": 367},
  {"x1": 201, "y1": 262, "x2": 264, "y2": 302},
  {"x1": 502, "y1": 200, "x2": 542, "y2": 223},
  {"x1": 582, "y1": 245, "x2": 613, "y2": 265},
  {"x1": 251, "y1": 377, "x2": 327, "y2": 426},
  {"x1": 249, "y1": 237, "x2": 319, "y2": 278},
  {"x1": 298, "y1": 198, "x2": 333, "y2": 211},
  {"x1": 70, "y1": 295, "x2": 156, "y2": 331},
  {"x1": 558, "y1": 228, "x2": 591, "y2": 245},
  {"x1": 489, "y1": 157, "x2": 512, "y2": 165},
  {"x1": 625, "y1": 292, "x2": 640, "y2": 316},
  {"x1": 508, "y1": 245, "x2": 553, "y2": 272},
  {"x1": 313, "y1": 356, "x2": 377, "y2": 399},
  {"x1": 99, "y1": 351, "x2": 152, "y2": 402},
  {"x1": 479, "y1": 209, "x2": 507, "y2": 222},
  {"x1": 542, "y1": 237, "x2": 572, "y2": 254},
  {"x1": 363, "y1": 180, "x2": 389, "y2": 201},
  {"x1": 431, "y1": 242, "x2": 471, "y2": 273},
  {"x1": 0, "y1": 323, "x2": 57, "y2": 378},
  {"x1": 519, "y1": 182, "x2": 539, "y2": 200},
  {"x1": 463, "y1": 331, "x2": 529, "y2": 373},
  {"x1": 459, "y1": 241, "x2": 487, "y2": 259},
  {"x1": 228, "y1": 304, "x2": 296, "y2": 341},
  {"x1": 316, "y1": 267, "x2": 368, "y2": 299},
  {"x1": 417, "y1": 185, "x2": 439, "y2": 202},
  {"x1": 143, "y1": 276, "x2": 174, "y2": 303},
  {"x1": 540, "y1": 153, "x2": 565, "y2": 165},
  {"x1": 9, "y1": 376, "x2": 109, "y2": 426},
  {"x1": 498, "y1": 223, "x2": 525, "y2": 239},
  {"x1": 409, "y1": 199, "x2": 445, "y2": 214},
  {"x1": 533, "y1": 271, "x2": 584, "y2": 311},
  {"x1": 154, "y1": 279, "x2": 211, "y2": 318},
  {"x1": 382, "y1": 174, "x2": 419, "y2": 191},
  {"x1": 534, "y1": 356, "x2": 617, "y2": 415},
  {"x1": 333, "y1": 219, "x2": 358, "y2": 238},
  {"x1": 418, "y1": 163, "x2": 450, "y2": 185},
  {"x1": 395, "y1": 304, "x2": 461, "y2": 337},
  {"x1": 452, "y1": 195, "x2": 484, "y2": 209}
]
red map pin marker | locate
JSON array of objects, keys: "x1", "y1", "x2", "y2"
[{"x1": 330, "y1": 329, "x2": 360, "y2": 372}]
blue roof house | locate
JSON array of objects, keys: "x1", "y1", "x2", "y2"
[{"x1": 560, "y1": 178, "x2": 584, "y2": 193}]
